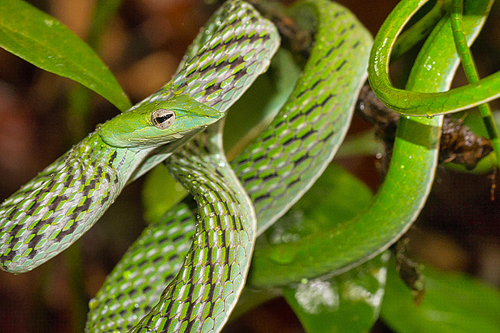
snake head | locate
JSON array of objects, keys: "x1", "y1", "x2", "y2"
[{"x1": 98, "y1": 94, "x2": 222, "y2": 148}]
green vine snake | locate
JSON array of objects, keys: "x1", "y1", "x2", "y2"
[{"x1": 0, "y1": 0, "x2": 498, "y2": 332}]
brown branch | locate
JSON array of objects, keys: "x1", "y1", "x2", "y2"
[{"x1": 355, "y1": 85, "x2": 493, "y2": 171}]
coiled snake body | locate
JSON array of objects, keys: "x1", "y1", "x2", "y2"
[{"x1": 0, "y1": 0, "x2": 371, "y2": 331}]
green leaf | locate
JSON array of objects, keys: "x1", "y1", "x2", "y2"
[
  {"x1": 381, "y1": 260, "x2": 500, "y2": 333},
  {"x1": 142, "y1": 166, "x2": 187, "y2": 224},
  {"x1": 284, "y1": 252, "x2": 389, "y2": 333},
  {"x1": 0, "y1": 0, "x2": 131, "y2": 112},
  {"x1": 336, "y1": 129, "x2": 384, "y2": 158}
]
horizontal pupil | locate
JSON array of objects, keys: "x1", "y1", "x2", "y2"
[{"x1": 157, "y1": 113, "x2": 173, "y2": 123}]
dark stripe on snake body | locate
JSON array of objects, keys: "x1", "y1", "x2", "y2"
[
  {"x1": 286, "y1": 177, "x2": 301, "y2": 188},
  {"x1": 320, "y1": 129, "x2": 335, "y2": 143},
  {"x1": 206, "y1": 281, "x2": 217, "y2": 318},
  {"x1": 222, "y1": 200, "x2": 241, "y2": 231},
  {"x1": 24, "y1": 199, "x2": 42, "y2": 217},
  {"x1": 47, "y1": 195, "x2": 68, "y2": 211},
  {"x1": 185, "y1": 236, "x2": 213, "y2": 327},
  {"x1": 2, "y1": 247, "x2": 18, "y2": 262},
  {"x1": 299, "y1": 129, "x2": 318, "y2": 141},
  {"x1": 136, "y1": 258, "x2": 149, "y2": 268},
  {"x1": 252, "y1": 193, "x2": 271, "y2": 204},
  {"x1": 287, "y1": 111, "x2": 303, "y2": 124},
  {"x1": 62, "y1": 168, "x2": 75, "y2": 188},
  {"x1": 151, "y1": 256, "x2": 163, "y2": 265},
  {"x1": 239, "y1": 174, "x2": 260, "y2": 183},
  {"x1": 261, "y1": 172, "x2": 278, "y2": 181},
  {"x1": 336, "y1": 59, "x2": 347, "y2": 71},
  {"x1": 236, "y1": 92, "x2": 336, "y2": 178},
  {"x1": 140, "y1": 288, "x2": 153, "y2": 302},
  {"x1": 293, "y1": 152, "x2": 310, "y2": 166},
  {"x1": 244, "y1": 104, "x2": 343, "y2": 209},
  {"x1": 25, "y1": 178, "x2": 57, "y2": 215},
  {"x1": 108, "y1": 150, "x2": 117, "y2": 168},
  {"x1": 84, "y1": 1, "x2": 279, "y2": 330},
  {"x1": 322, "y1": 41, "x2": 344, "y2": 62},
  {"x1": 4, "y1": 207, "x2": 17, "y2": 222},
  {"x1": 171, "y1": 234, "x2": 186, "y2": 243}
]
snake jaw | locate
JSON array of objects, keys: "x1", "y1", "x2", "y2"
[{"x1": 98, "y1": 95, "x2": 223, "y2": 149}]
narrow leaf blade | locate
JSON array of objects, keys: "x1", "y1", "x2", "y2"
[
  {"x1": 382, "y1": 260, "x2": 500, "y2": 333},
  {"x1": 0, "y1": 0, "x2": 131, "y2": 111},
  {"x1": 284, "y1": 253, "x2": 389, "y2": 333}
]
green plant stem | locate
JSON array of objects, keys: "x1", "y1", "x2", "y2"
[{"x1": 450, "y1": 0, "x2": 500, "y2": 165}]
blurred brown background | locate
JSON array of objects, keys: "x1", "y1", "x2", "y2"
[{"x1": 0, "y1": 0, "x2": 499, "y2": 332}]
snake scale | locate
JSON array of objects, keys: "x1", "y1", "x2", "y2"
[
  {"x1": 88, "y1": 0, "x2": 370, "y2": 331},
  {"x1": 0, "y1": 96, "x2": 223, "y2": 273},
  {"x1": 0, "y1": 0, "x2": 371, "y2": 332}
]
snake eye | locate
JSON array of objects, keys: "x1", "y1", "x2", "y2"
[{"x1": 151, "y1": 109, "x2": 176, "y2": 129}]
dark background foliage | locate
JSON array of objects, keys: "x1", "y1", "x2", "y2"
[{"x1": 0, "y1": 0, "x2": 499, "y2": 332}]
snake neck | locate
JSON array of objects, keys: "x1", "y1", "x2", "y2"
[
  {"x1": 0, "y1": 133, "x2": 152, "y2": 273},
  {"x1": 65, "y1": 133, "x2": 154, "y2": 187}
]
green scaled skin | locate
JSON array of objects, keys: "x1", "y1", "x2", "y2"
[
  {"x1": 86, "y1": 0, "x2": 370, "y2": 332},
  {"x1": 0, "y1": 95, "x2": 222, "y2": 274},
  {"x1": 85, "y1": 0, "x2": 499, "y2": 332},
  {"x1": 87, "y1": 0, "x2": 281, "y2": 331},
  {"x1": 132, "y1": 124, "x2": 257, "y2": 333},
  {"x1": 99, "y1": 95, "x2": 222, "y2": 148}
]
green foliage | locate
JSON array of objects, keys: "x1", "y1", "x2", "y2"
[
  {"x1": 1, "y1": 1, "x2": 499, "y2": 332},
  {"x1": 284, "y1": 253, "x2": 389, "y2": 333},
  {"x1": 0, "y1": 0, "x2": 130, "y2": 112},
  {"x1": 382, "y1": 259, "x2": 500, "y2": 333}
]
